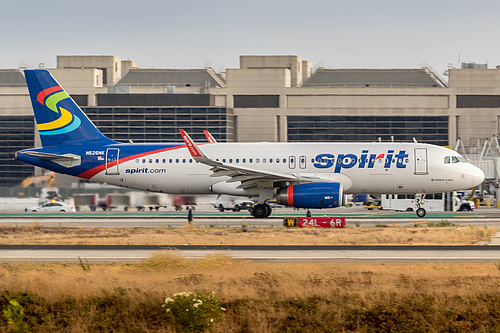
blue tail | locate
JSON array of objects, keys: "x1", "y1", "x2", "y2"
[{"x1": 24, "y1": 69, "x2": 115, "y2": 147}]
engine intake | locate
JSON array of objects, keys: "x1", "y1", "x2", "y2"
[{"x1": 276, "y1": 182, "x2": 343, "y2": 209}]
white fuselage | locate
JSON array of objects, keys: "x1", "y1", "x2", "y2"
[{"x1": 90, "y1": 142, "x2": 484, "y2": 196}]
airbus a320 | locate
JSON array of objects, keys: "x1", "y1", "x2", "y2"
[{"x1": 16, "y1": 70, "x2": 485, "y2": 218}]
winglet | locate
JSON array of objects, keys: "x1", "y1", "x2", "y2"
[
  {"x1": 203, "y1": 130, "x2": 218, "y2": 143},
  {"x1": 179, "y1": 129, "x2": 204, "y2": 158}
]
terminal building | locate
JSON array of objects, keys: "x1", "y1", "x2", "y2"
[{"x1": 1, "y1": 54, "x2": 500, "y2": 187}]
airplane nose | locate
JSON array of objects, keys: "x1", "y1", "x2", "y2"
[{"x1": 471, "y1": 165, "x2": 485, "y2": 187}]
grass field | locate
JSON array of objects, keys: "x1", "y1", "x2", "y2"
[
  {"x1": 0, "y1": 223, "x2": 497, "y2": 245},
  {"x1": 0, "y1": 224, "x2": 498, "y2": 332},
  {"x1": 0, "y1": 255, "x2": 499, "y2": 332}
]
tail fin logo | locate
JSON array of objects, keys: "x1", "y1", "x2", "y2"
[{"x1": 36, "y1": 86, "x2": 81, "y2": 135}]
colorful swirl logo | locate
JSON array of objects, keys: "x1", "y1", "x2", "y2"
[{"x1": 36, "y1": 86, "x2": 81, "y2": 135}]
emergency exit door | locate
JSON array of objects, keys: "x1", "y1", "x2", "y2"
[
  {"x1": 414, "y1": 148, "x2": 428, "y2": 175},
  {"x1": 106, "y1": 148, "x2": 120, "y2": 175}
]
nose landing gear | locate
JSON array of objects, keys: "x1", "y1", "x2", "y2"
[{"x1": 415, "y1": 193, "x2": 427, "y2": 218}]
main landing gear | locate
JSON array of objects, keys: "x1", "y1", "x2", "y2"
[{"x1": 251, "y1": 203, "x2": 272, "y2": 218}]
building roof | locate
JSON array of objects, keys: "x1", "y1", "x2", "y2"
[
  {"x1": 0, "y1": 70, "x2": 26, "y2": 87},
  {"x1": 115, "y1": 68, "x2": 226, "y2": 88},
  {"x1": 303, "y1": 68, "x2": 446, "y2": 88}
]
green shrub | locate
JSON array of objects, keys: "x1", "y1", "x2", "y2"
[
  {"x1": 162, "y1": 291, "x2": 225, "y2": 332},
  {"x1": 3, "y1": 299, "x2": 28, "y2": 333}
]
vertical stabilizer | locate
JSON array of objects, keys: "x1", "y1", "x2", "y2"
[{"x1": 24, "y1": 69, "x2": 115, "y2": 147}]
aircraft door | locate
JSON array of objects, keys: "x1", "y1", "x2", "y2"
[
  {"x1": 414, "y1": 148, "x2": 428, "y2": 175},
  {"x1": 106, "y1": 148, "x2": 120, "y2": 175}
]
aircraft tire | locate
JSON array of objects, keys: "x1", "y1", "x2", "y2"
[
  {"x1": 416, "y1": 207, "x2": 426, "y2": 218},
  {"x1": 252, "y1": 204, "x2": 269, "y2": 218},
  {"x1": 264, "y1": 204, "x2": 272, "y2": 217}
]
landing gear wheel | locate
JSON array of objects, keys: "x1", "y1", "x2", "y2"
[
  {"x1": 264, "y1": 204, "x2": 272, "y2": 217},
  {"x1": 416, "y1": 207, "x2": 426, "y2": 218},
  {"x1": 252, "y1": 203, "x2": 272, "y2": 218}
]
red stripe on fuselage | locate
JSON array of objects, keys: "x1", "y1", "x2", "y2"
[
  {"x1": 37, "y1": 86, "x2": 62, "y2": 105},
  {"x1": 78, "y1": 143, "x2": 208, "y2": 180}
]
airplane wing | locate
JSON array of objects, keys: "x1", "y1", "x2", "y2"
[
  {"x1": 203, "y1": 130, "x2": 218, "y2": 143},
  {"x1": 179, "y1": 129, "x2": 298, "y2": 189}
]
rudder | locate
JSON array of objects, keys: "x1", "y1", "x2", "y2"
[{"x1": 24, "y1": 69, "x2": 114, "y2": 147}]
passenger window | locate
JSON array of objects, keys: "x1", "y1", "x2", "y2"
[
  {"x1": 142, "y1": 159, "x2": 146, "y2": 163},
  {"x1": 149, "y1": 159, "x2": 153, "y2": 163},
  {"x1": 176, "y1": 159, "x2": 179, "y2": 163},
  {"x1": 269, "y1": 158, "x2": 273, "y2": 163},
  {"x1": 256, "y1": 158, "x2": 260, "y2": 163},
  {"x1": 189, "y1": 159, "x2": 192, "y2": 163},
  {"x1": 162, "y1": 159, "x2": 166, "y2": 163},
  {"x1": 299, "y1": 156, "x2": 306, "y2": 169},
  {"x1": 169, "y1": 159, "x2": 172, "y2": 163},
  {"x1": 263, "y1": 158, "x2": 266, "y2": 163},
  {"x1": 182, "y1": 159, "x2": 186, "y2": 163},
  {"x1": 223, "y1": 159, "x2": 226, "y2": 163},
  {"x1": 156, "y1": 159, "x2": 159, "y2": 163},
  {"x1": 243, "y1": 158, "x2": 246, "y2": 163},
  {"x1": 236, "y1": 159, "x2": 239, "y2": 163},
  {"x1": 135, "y1": 159, "x2": 139, "y2": 163},
  {"x1": 249, "y1": 158, "x2": 253, "y2": 163}
]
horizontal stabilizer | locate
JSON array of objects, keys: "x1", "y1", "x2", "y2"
[{"x1": 21, "y1": 151, "x2": 81, "y2": 167}]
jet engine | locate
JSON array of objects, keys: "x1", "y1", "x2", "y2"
[{"x1": 276, "y1": 182, "x2": 343, "y2": 208}]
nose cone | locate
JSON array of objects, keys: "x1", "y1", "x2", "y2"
[{"x1": 471, "y1": 165, "x2": 485, "y2": 187}]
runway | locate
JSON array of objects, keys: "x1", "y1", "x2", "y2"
[
  {"x1": 1, "y1": 208, "x2": 499, "y2": 263},
  {"x1": 1, "y1": 213, "x2": 500, "y2": 228},
  {"x1": 0, "y1": 244, "x2": 499, "y2": 263}
]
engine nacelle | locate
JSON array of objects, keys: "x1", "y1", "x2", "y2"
[{"x1": 276, "y1": 182, "x2": 343, "y2": 209}]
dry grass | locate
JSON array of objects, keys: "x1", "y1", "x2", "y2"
[
  {"x1": 0, "y1": 224, "x2": 498, "y2": 331},
  {"x1": 0, "y1": 255, "x2": 499, "y2": 331},
  {"x1": 0, "y1": 223, "x2": 496, "y2": 245}
]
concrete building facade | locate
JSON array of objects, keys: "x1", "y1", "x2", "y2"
[{"x1": 1, "y1": 54, "x2": 500, "y2": 185}]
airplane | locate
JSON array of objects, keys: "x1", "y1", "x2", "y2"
[{"x1": 15, "y1": 69, "x2": 485, "y2": 218}]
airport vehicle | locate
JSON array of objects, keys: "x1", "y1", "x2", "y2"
[
  {"x1": 364, "y1": 201, "x2": 383, "y2": 210},
  {"x1": 15, "y1": 70, "x2": 485, "y2": 218},
  {"x1": 381, "y1": 193, "x2": 475, "y2": 212},
  {"x1": 214, "y1": 196, "x2": 254, "y2": 212},
  {"x1": 21, "y1": 171, "x2": 56, "y2": 188},
  {"x1": 25, "y1": 201, "x2": 76, "y2": 212}
]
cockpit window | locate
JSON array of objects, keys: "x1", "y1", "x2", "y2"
[{"x1": 444, "y1": 155, "x2": 468, "y2": 164}]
